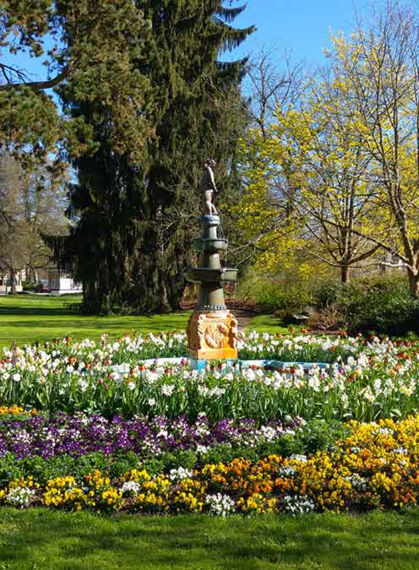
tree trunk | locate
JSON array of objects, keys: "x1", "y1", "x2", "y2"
[
  {"x1": 408, "y1": 269, "x2": 419, "y2": 298},
  {"x1": 341, "y1": 265, "x2": 350, "y2": 284},
  {"x1": 10, "y1": 268, "x2": 16, "y2": 295},
  {"x1": 26, "y1": 266, "x2": 36, "y2": 284}
]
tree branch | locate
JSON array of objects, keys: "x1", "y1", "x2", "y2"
[{"x1": 0, "y1": 69, "x2": 68, "y2": 92}]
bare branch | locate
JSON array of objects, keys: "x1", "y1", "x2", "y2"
[{"x1": 0, "y1": 69, "x2": 68, "y2": 92}]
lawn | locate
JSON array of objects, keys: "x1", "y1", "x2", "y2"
[
  {"x1": 0, "y1": 295, "x2": 190, "y2": 347},
  {"x1": 0, "y1": 508, "x2": 418, "y2": 569},
  {"x1": 246, "y1": 312, "x2": 304, "y2": 333}
]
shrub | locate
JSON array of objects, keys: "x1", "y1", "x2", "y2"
[
  {"x1": 22, "y1": 282, "x2": 36, "y2": 292},
  {"x1": 313, "y1": 275, "x2": 419, "y2": 336},
  {"x1": 237, "y1": 272, "x2": 312, "y2": 313}
]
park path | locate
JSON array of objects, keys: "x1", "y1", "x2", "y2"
[{"x1": 231, "y1": 308, "x2": 253, "y2": 330}]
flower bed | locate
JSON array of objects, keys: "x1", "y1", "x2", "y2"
[
  {"x1": 0, "y1": 416, "x2": 417, "y2": 513},
  {"x1": 0, "y1": 411, "x2": 301, "y2": 460},
  {"x1": 0, "y1": 333, "x2": 417, "y2": 421},
  {"x1": 0, "y1": 332, "x2": 418, "y2": 515}
]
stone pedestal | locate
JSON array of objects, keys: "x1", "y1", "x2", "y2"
[{"x1": 187, "y1": 310, "x2": 238, "y2": 360}]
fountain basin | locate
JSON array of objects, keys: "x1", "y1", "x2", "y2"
[
  {"x1": 194, "y1": 237, "x2": 228, "y2": 252},
  {"x1": 132, "y1": 357, "x2": 331, "y2": 372},
  {"x1": 187, "y1": 267, "x2": 238, "y2": 283}
]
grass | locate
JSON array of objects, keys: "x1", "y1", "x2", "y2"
[
  {"x1": 0, "y1": 295, "x2": 190, "y2": 347},
  {"x1": 247, "y1": 313, "x2": 304, "y2": 334},
  {"x1": 0, "y1": 508, "x2": 418, "y2": 569}
]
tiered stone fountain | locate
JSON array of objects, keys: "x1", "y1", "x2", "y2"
[
  {"x1": 139, "y1": 159, "x2": 327, "y2": 374},
  {"x1": 186, "y1": 160, "x2": 238, "y2": 369}
]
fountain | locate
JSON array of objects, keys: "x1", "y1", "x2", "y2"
[
  {"x1": 135, "y1": 160, "x2": 329, "y2": 374},
  {"x1": 186, "y1": 160, "x2": 239, "y2": 369}
]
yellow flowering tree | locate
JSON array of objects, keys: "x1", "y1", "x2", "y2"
[
  {"x1": 272, "y1": 81, "x2": 385, "y2": 283},
  {"x1": 327, "y1": 4, "x2": 419, "y2": 296},
  {"x1": 236, "y1": 78, "x2": 380, "y2": 284},
  {"x1": 236, "y1": 3, "x2": 419, "y2": 293}
]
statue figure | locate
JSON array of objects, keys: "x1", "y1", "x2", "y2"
[{"x1": 203, "y1": 159, "x2": 218, "y2": 215}]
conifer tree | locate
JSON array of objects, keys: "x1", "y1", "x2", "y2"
[{"x1": 66, "y1": 1, "x2": 253, "y2": 313}]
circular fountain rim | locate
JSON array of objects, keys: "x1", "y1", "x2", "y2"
[{"x1": 136, "y1": 357, "x2": 332, "y2": 370}]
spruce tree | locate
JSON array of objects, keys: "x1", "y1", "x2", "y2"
[{"x1": 66, "y1": 1, "x2": 253, "y2": 313}]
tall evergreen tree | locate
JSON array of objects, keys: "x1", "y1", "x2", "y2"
[{"x1": 66, "y1": 1, "x2": 253, "y2": 313}]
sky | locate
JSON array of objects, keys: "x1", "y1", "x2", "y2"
[
  {"x1": 2, "y1": 0, "x2": 387, "y2": 82},
  {"x1": 229, "y1": 0, "x2": 384, "y2": 66}
]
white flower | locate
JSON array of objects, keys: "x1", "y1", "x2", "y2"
[
  {"x1": 307, "y1": 375, "x2": 320, "y2": 392},
  {"x1": 12, "y1": 373, "x2": 21, "y2": 382},
  {"x1": 5, "y1": 486, "x2": 35, "y2": 508},
  {"x1": 377, "y1": 427, "x2": 392, "y2": 435},
  {"x1": 205, "y1": 493, "x2": 235, "y2": 516},
  {"x1": 244, "y1": 369, "x2": 256, "y2": 381},
  {"x1": 120, "y1": 481, "x2": 140, "y2": 494},
  {"x1": 373, "y1": 378, "x2": 382, "y2": 393},
  {"x1": 209, "y1": 387, "x2": 225, "y2": 397},
  {"x1": 109, "y1": 372, "x2": 121, "y2": 381},
  {"x1": 148, "y1": 398, "x2": 156, "y2": 407},
  {"x1": 282, "y1": 494, "x2": 315, "y2": 514},
  {"x1": 127, "y1": 381, "x2": 136, "y2": 391},
  {"x1": 345, "y1": 474, "x2": 367, "y2": 491},
  {"x1": 113, "y1": 363, "x2": 130, "y2": 374},
  {"x1": 289, "y1": 454, "x2": 307, "y2": 463},
  {"x1": 347, "y1": 356, "x2": 356, "y2": 367},
  {"x1": 161, "y1": 384, "x2": 175, "y2": 396},
  {"x1": 277, "y1": 465, "x2": 296, "y2": 478},
  {"x1": 144, "y1": 370, "x2": 160, "y2": 383},
  {"x1": 259, "y1": 426, "x2": 277, "y2": 441},
  {"x1": 360, "y1": 386, "x2": 375, "y2": 403},
  {"x1": 169, "y1": 467, "x2": 193, "y2": 481}
]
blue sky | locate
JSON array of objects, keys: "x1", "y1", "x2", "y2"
[{"x1": 230, "y1": 0, "x2": 383, "y2": 65}]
